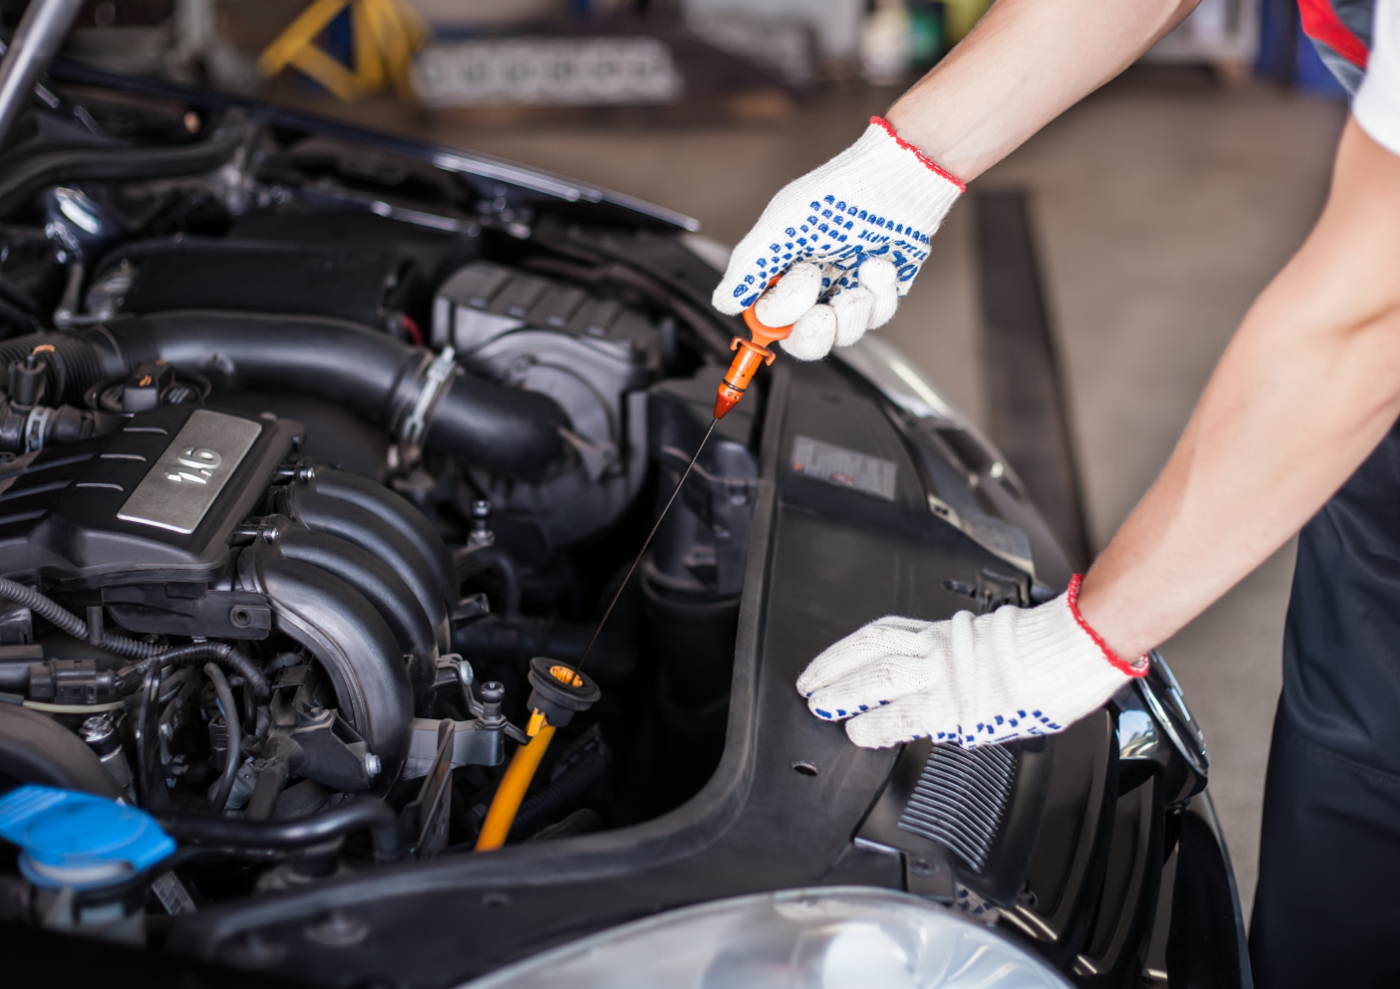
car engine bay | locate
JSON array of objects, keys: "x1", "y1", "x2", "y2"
[
  {"x1": 0, "y1": 80, "x2": 775, "y2": 913},
  {"x1": 0, "y1": 61, "x2": 1244, "y2": 989}
]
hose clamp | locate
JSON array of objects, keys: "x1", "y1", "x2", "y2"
[
  {"x1": 23, "y1": 405, "x2": 50, "y2": 452},
  {"x1": 400, "y1": 346, "x2": 456, "y2": 448}
]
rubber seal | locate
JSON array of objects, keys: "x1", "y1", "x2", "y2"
[{"x1": 526, "y1": 656, "x2": 600, "y2": 728}]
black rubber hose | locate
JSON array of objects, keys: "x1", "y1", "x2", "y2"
[
  {"x1": 0, "y1": 576, "x2": 158, "y2": 658},
  {"x1": 204, "y1": 663, "x2": 240, "y2": 814},
  {"x1": 0, "y1": 126, "x2": 244, "y2": 216},
  {"x1": 455, "y1": 545, "x2": 521, "y2": 621},
  {"x1": 424, "y1": 374, "x2": 570, "y2": 483},
  {"x1": 108, "y1": 312, "x2": 570, "y2": 481},
  {"x1": 159, "y1": 797, "x2": 402, "y2": 860},
  {"x1": 245, "y1": 758, "x2": 290, "y2": 821},
  {"x1": 0, "y1": 316, "x2": 569, "y2": 480},
  {"x1": 129, "y1": 642, "x2": 270, "y2": 701}
]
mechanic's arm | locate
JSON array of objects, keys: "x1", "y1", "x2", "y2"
[
  {"x1": 886, "y1": 0, "x2": 1196, "y2": 181},
  {"x1": 1078, "y1": 118, "x2": 1400, "y2": 658},
  {"x1": 798, "y1": 121, "x2": 1400, "y2": 749},
  {"x1": 710, "y1": 0, "x2": 1198, "y2": 359}
]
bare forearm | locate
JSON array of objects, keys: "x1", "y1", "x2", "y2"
[
  {"x1": 1079, "y1": 120, "x2": 1400, "y2": 658},
  {"x1": 887, "y1": 0, "x2": 1197, "y2": 181}
]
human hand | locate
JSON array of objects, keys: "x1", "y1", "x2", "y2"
[
  {"x1": 795, "y1": 576, "x2": 1148, "y2": 748},
  {"x1": 711, "y1": 116, "x2": 963, "y2": 361}
]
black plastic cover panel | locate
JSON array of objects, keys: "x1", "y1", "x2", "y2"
[{"x1": 0, "y1": 405, "x2": 300, "y2": 588}]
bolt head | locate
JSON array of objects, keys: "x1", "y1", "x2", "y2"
[
  {"x1": 79, "y1": 714, "x2": 114, "y2": 743},
  {"x1": 909, "y1": 858, "x2": 939, "y2": 877},
  {"x1": 364, "y1": 753, "x2": 381, "y2": 778}
]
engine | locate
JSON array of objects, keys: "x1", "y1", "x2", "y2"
[
  {"x1": 0, "y1": 88, "x2": 756, "y2": 935},
  {"x1": 0, "y1": 280, "x2": 747, "y2": 913}
]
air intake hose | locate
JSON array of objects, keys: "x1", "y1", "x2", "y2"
[{"x1": 0, "y1": 313, "x2": 569, "y2": 481}]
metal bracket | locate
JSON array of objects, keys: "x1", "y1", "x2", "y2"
[{"x1": 403, "y1": 717, "x2": 511, "y2": 778}]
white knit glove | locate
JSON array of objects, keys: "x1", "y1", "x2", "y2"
[
  {"x1": 796, "y1": 576, "x2": 1149, "y2": 749},
  {"x1": 711, "y1": 116, "x2": 963, "y2": 361}
]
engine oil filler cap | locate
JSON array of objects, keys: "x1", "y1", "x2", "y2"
[
  {"x1": 526, "y1": 657, "x2": 601, "y2": 729},
  {"x1": 0, "y1": 785, "x2": 174, "y2": 889}
]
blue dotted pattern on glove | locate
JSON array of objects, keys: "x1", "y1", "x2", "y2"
[
  {"x1": 731, "y1": 194, "x2": 933, "y2": 308},
  {"x1": 812, "y1": 703, "x2": 1063, "y2": 750}
]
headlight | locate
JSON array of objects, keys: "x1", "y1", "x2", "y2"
[
  {"x1": 1140, "y1": 650, "x2": 1209, "y2": 777},
  {"x1": 466, "y1": 887, "x2": 1072, "y2": 989}
]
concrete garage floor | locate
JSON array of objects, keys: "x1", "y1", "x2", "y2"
[{"x1": 330, "y1": 73, "x2": 1347, "y2": 916}]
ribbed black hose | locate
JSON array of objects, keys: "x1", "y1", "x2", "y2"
[
  {"x1": 0, "y1": 576, "x2": 158, "y2": 658},
  {"x1": 0, "y1": 327, "x2": 131, "y2": 405},
  {"x1": 0, "y1": 127, "x2": 244, "y2": 216},
  {"x1": 159, "y1": 797, "x2": 402, "y2": 860},
  {"x1": 455, "y1": 545, "x2": 521, "y2": 621},
  {"x1": 204, "y1": 663, "x2": 240, "y2": 814},
  {"x1": 509, "y1": 750, "x2": 608, "y2": 839}
]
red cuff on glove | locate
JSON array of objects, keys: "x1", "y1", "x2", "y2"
[
  {"x1": 1066, "y1": 574, "x2": 1150, "y2": 677},
  {"x1": 869, "y1": 116, "x2": 966, "y2": 192}
]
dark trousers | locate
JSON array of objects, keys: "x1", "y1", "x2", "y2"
[
  {"x1": 1249, "y1": 419, "x2": 1400, "y2": 986},
  {"x1": 1250, "y1": 712, "x2": 1400, "y2": 986}
]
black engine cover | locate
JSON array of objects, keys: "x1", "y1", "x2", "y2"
[{"x1": 0, "y1": 405, "x2": 301, "y2": 588}]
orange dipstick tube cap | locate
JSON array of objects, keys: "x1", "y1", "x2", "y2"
[{"x1": 714, "y1": 297, "x2": 793, "y2": 420}]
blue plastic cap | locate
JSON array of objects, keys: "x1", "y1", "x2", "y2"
[{"x1": 0, "y1": 785, "x2": 175, "y2": 889}]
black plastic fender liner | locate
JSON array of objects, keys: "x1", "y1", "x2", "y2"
[
  {"x1": 275, "y1": 525, "x2": 438, "y2": 707},
  {"x1": 0, "y1": 703, "x2": 122, "y2": 798},
  {"x1": 247, "y1": 553, "x2": 413, "y2": 776},
  {"x1": 280, "y1": 485, "x2": 450, "y2": 655},
  {"x1": 306, "y1": 468, "x2": 457, "y2": 613},
  {"x1": 105, "y1": 312, "x2": 570, "y2": 481}
]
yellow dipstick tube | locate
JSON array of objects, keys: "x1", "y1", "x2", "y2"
[
  {"x1": 474, "y1": 720, "x2": 556, "y2": 851},
  {"x1": 474, "y1": 665, "x2": 585, "y2": 852}
]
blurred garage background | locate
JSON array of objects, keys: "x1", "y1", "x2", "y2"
[{"x1": 8, "y1": 0, "x2": 1351, "y2": 916}]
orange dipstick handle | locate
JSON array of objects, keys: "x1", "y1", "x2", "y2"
[{"x1": 714, "y1": 294, "x2": 793, "y2": 419}]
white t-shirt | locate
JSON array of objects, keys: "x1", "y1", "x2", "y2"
[{"x1": 1355, "y1": 0, "x2": 1400, "y2": 155}]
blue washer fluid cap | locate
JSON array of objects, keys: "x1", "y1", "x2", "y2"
[{"x1": 0, "y1": 785, "x2": 175, "y2": 889}]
